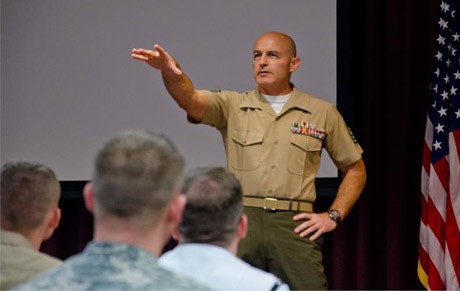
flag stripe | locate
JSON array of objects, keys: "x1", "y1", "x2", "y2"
[
  {"x1": 419, "y1": 248, "x2": 445, "y2": 290},
  {"x1": 447, "y1": 130, "x2": 460, "y2": 289},
  {"x1": 432, "y1": 157, "x2": 450, "y2": 195},
  {"x1": 420, "y1": 222, "x2": 446, "y2": 281},
  {"x1": 445, "y1": 247, "x2": 460, "y2": 290},
  {"x1": 445, "y1": 195, "x2": 460, "y2": 286},
  {"x1": 450, "y1": 131, "x2": 460, "y2": 213},
  {"x1": 420, "y1": 223, "x2": 447, "y2": 289},
  {"x1": 421, "y1": 190, "x2": 428, "y2": 225},
  {"x1": 425, "y1": 117, "x2": 435, "y2": 149},
  {"x1": 428, "y1": 163, "x2": 448, "y2": 220},
  {"x1": 427, "y1": 196, "x2": 446, "y2": 251},
  {"x1": 419, "y1": 236, "x2": 430, "y2": 279}
]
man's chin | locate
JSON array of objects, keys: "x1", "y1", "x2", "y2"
[{"x1": 255, "y1": 77, "x2": 274, "y2": 86}]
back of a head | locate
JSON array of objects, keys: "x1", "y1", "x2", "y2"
[
  {"x1": 1, "y1": 162, "x2": 60, "y2": 233},
  {"x1": 179, "y1": 167, "x2": 243, "y2": 247},
  {"x1": 91, "y1": 130, "x2": 185, "y2": 226}
]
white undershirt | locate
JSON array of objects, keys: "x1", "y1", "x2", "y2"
[{"x1": 262, "y1": 93, "x2": 292, "y2": 115}]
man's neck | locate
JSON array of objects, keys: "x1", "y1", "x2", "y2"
[
  {"x1": 258, "y1": 83, "x2": 293, "y2": 96},
  {"x1": 93, "y1": 220, "x2": 169, "y2": 257},
  {"x1": 227, "y1": 238, "x2": 239, "y2": 255}
]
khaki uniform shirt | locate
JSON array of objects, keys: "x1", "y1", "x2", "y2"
[
  {"x1": 194, "y1": 87, "x2": 363, "y2": 202},
  {"x1": 0, "y1": 230, "x2": 61, "y2": 290}
]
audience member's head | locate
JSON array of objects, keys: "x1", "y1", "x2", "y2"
[
  {"x1": 178, "y1": 167, "x2": 247, "y2": 251},
  {"x1": 1, "y1": 161, "x2": 61, "y2": 249},
  {"x1": 83, "y1": 130, "x2": 186, "y2": 254}
]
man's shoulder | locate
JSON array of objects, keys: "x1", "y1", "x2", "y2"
[
  {"x1": 294, "y1": 88, "x2": 335, "y2": 108},
  {"x1": 0, "y1": 240, "x2": 61, "y2": 282},
  {"x1": 0, "y1": 249, "x2": 60, "y2": 290},
  {"x1": 159, "y1": 243, "x2": 217, "y2": 267},
  {"x1": 14, "y1": 253, "x2": 84, "y2": 290},
  {"x1": 0, "y1": 241, "x2": 60, "y2": 264},
  {"x1": 20, "y1": 249, "x2": 61, "y2": 270},
  {"x1": 154, "y1": 264, "x2": 213, "y2": 290},
  {"x1": 160, "y1": 244, "x2": 288, "y2": 290},
  {"x1": 16, "y1": 248, "x2": 211, "y2": 291},
  {"x1": 205, "y1": 88, "x2": 255, "y2": 99}
]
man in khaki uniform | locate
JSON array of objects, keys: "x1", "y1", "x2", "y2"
[
  {"x1": 132, "y1": 32, "x2": 367, "y2": 290},
  {"x1": 1, "y1": 162, "x2": 62, "y2": 290}
]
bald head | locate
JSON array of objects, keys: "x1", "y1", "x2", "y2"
[{"x1": 255, "y1": 32, "x2": 297, "y2": 57}]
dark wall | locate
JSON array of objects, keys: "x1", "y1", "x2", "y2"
[{"x1": 324, "y1": 0, "x2": 439, "y2": 289}]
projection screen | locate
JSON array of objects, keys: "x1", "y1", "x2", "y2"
[{"x1": 1, "y1": 0, "x2": 337, "y2": 180}]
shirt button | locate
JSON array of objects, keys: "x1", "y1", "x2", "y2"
[
  {"x1": 274, "y1": 140, "x2": 278, "y2": 144},
  {"x1": 271, "y1": 165, "x2": 275, "y2": 169}
]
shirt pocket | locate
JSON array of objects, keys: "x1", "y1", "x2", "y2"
[
  {"x1": 230, "y1": 129, "x2": 264, "y2": 171},
  {"x1": 288, "y1": 133, "x2": 323, "y2": 176}
]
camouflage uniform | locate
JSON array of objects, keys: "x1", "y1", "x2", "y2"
[{"x1": 16, "y1": 241, "x2": 211, "y2": 290}]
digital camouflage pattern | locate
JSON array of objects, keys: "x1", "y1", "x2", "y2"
[{"x1": 16, "y1": 241, "x2": 211, "y2": 291}]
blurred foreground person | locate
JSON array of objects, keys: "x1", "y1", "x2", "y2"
[
  {"x1": 160, "y1": 167, "x2": 289, "y2": 291},
  {"x1": 1, "y1": 162, "x2": 62, "y2": 290}
]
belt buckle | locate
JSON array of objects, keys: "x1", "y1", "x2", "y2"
[{"x1": 263, "y1": 197, "x2": 277, "y2": 211}]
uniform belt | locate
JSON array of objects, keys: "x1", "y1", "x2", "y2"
[{"x1": 243, "y1": 196, "x2": 313, "y2": 212}]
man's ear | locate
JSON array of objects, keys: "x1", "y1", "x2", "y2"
[
  {"x1": 83, "y1": 182, "x2": 94, "y2": 214},
  {"x1": 237, "y1": 214, "x2": 248, "y2": 239},
  {"x1": 171, "y1": 227, "x2": 180, "y2": 241},
  {"x1": 42, "y1": 207, "x2": 61, "y2": 241},
  {"x1": 168, "y1": 194, "x2": 187, "y2": 225},
  {"x1": 290, "y1": 56, "x2": 301, "y2": 72},
  {"x1": 51, "y1": 207, "x2": 61, "y2": 229}
]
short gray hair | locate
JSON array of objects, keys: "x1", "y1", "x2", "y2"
[
  {"x1": 179, "y1": 167, "x2": 243, "y2": 247},
  {"x1": 91, "y1": 130, "x2": 184, "y2": 225},
  {"x1": 1, "y1": 161, "x2": 60, "y2": 232}
]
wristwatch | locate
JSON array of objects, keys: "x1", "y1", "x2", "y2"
[{"x1": 327, "y1": 209, "x2": 342, "y2": 224}]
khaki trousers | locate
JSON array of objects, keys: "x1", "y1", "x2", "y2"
[{"x1": 237, "y1": 207, "x2": 328, "y2": 290}]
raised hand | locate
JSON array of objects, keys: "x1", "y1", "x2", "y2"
[{"x1": 131, "y1": 44, "x2": 182, "y2": 75}]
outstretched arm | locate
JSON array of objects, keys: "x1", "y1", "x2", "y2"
[
  {"x1": 132, "y1": 44, "x2": 208, "y2": 121},
  {"x1": 293, "y1": 158, "x2": 367, "y2": 241}
]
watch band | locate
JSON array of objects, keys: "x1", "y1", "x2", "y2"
[{"x1": 327, "y1": 209, "x2": 342, "y2": 224}]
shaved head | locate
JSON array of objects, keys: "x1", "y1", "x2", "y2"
[{"x1": 255, "y1": 32, "x2": 297, "y2": 57}]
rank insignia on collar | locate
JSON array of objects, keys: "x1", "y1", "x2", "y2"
[{"x1": 291, "y1": 122, "x2": 326, "y2": 140}]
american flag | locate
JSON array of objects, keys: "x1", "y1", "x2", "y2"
[{"x1": 419, "y1": 0, "x2": 460, "y2": 289}]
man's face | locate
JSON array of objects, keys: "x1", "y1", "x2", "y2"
[{"x1": 252, "y1": 33, "x2": 298, "y2": 91}]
